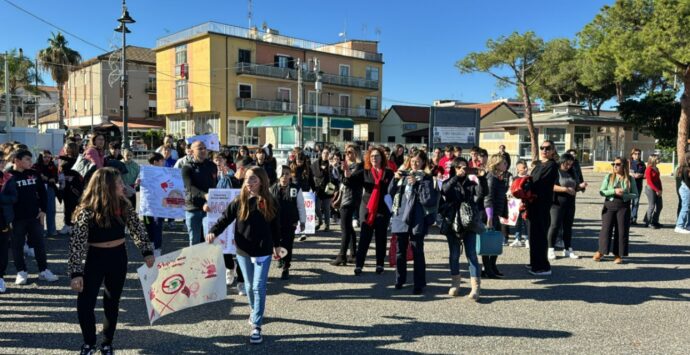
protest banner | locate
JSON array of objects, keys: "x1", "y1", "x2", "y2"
[
  {"x1": 185, "y1": 133, "x2": 220, "y2": 152},
  {"x1": 295, "y1": 191, "x2": 316, "y2": 234},
  {"x1": 205, "y1": 188, "x2": 241, "y2": 255},
  {"x1": 499, "y1": 197, "x2": 521, "y2": 226},
  {"x1": 139, "y1": 166, "x2": 186, "y2": 219},
  {"x1": 137, "y1": 242, "x2": 227, "y2": 324}
]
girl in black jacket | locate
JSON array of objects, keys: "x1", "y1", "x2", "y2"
[
  {"x1": 269, "y1": 165, "x2": 306, "y2": 280},
  {"x1": 343, "y1": 146, "x2": 394, "y2": 275},
  {"x1": 207, "y1": 166, "x2": 281, "y2": 345},
  {"x1": 483, "y1": 153, "x2": 511, "y2": 279},
  {"x1": 311, "y1": 148, "x2": 334, "y2": 231},
  {"x1": 332, "y1": 144, "x2": 363, "y2": 265}
]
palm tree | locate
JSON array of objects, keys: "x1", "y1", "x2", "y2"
[
  {"x1": 1, "y1": 49, "x2": 47, "y2": 127},
  {"x1": 37, "y1": 32, "x2": 81, "y2": 129}
]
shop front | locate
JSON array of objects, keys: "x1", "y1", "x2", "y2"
[{"x1": 246, "y1": 114, "x2": 354, "y2": 149}]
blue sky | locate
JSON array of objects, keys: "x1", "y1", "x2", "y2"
[{"x1": 0, "y1": 0, "x2": 613, "y2": 108}]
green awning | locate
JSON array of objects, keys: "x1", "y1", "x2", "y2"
[{"x1": 247, "y1": 115, "x2": 353, "y2": 129}]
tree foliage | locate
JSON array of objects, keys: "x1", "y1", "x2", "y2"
[
  {"x1": 37, "y1": 32, "x2": 81, "y2": 129},
  {"x1": 456, "y1": 31, "x2": 545, "y2": 160},
  {"x1": 618, "y1": 91, "x2": 681, "y2": 148}
]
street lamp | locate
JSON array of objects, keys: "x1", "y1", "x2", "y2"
[{"x1": 115, "y1": 0, "x2": 134, "y2": 149}]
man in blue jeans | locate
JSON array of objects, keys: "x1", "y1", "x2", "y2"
[{"x1": 181, "y1": 141, "x2": 217, "y2": 245}]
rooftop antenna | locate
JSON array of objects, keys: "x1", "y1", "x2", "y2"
[
  {"x1": 338, "y1": 18, "x2": 347, "y2": 42},
  {"x1": 375, "y1": 27, "x2": 382, "y2": 42},
  {"x1": 248, "y1": 0, "x2": 253, "y2": 28},
  {"x1": 361, "y1": 23, "x2": 368, "y2": 38}
]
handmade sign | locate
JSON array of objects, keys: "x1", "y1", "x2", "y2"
[
  {"x1": 499, "y1": 197, "x2": 521, "y2": 226},
  {"x1": 185, "y1": 133, "x2": 220, "y2": 152},
  {"x1": 139, "y1": 166, "x2": 186, "y2": 219},
  {"x1": 205, "y1": 188, "x2": 241, "y2": 254},
  {"x1": 295, "y1": 191, "x2": 316, "y2": 234},
  {"x1": 137, "y1": 242, "x2": 227, "y2": 324}
]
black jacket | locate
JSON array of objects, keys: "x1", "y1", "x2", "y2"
[
  {"x1": 7, "y1": 169, "x2": 47, "y2": 221},
  {"x1": 440, "y1": 175, "x2": 483, "y2": 234},
  {"x1": 209, "y1": 196, "x2": 281, "y2": 257},
  {"x1": 293, "y1": 165, "x2": 315, "y2": 193},
  {"x1": 343, "y1": 167, "x2": 394, "y2": 224},
  {"x1": 0, "y1": 172, "x2": 18, "y2": 228},
  {"x1": 340, "y1": 162, "x2": 363, "y2": 208},
  {"x1": 270, "y1": 182, "x2": 306, "y2": 230},
  {"x1": 311, "y1": 158, "x2": 333, "y2": 198},
  {"x1": 485, "y1": 171, "x2": 511, "y2": 218},
  {"x1": 256, "y1": 160, "x2": 277, "y2": 186},
  {"x1": 529, "y1": 159, "x2": 559, "y2": 209},
  {"x1": 182, "y1": 159, "x2": 218, "y2": 211}
]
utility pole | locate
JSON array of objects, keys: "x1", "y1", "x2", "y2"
[
  {"x1": 296, "y1": 58, "x2": 303, "y2": 147},
  {"x1": 34, "y1": 57, "x2": 39, "y2": 129},
  {"x1": 313, "y1": 57, "x2": 323, "y2": 143},
  {"x1": 115, "y1": 0, "x2": 135, "y2": 149},
  {"x1": 4, "y1": 52, "x2": 11, "y2": 128}
]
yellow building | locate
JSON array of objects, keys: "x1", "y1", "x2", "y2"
[
  {"x1": 154, "y1": 22, "x2": 384, "y2": 147},
  {"x1": 480, "y1": 102, "x2": 656, "y2": 165}
]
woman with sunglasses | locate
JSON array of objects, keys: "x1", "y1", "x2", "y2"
[
  {"x1": 594, "y1": 157, "x2": 638, "y2": 264},
  {"x1": 526, "y1": 140, "x2": 560, "y2": 276},
  {"x1": 332, "y1": 144, "x2": 363, "y2": 265},
  {"x1": 547, "y1": 153, "x2": 587, "y2": 261},
  {"x1": 343, "y1": 146, "x2": 394, "y2": 275}
]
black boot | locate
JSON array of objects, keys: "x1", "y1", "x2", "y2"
[
  {"x1": 281, "y1": 269, "x2": 290, "y2": 280},
  {"x1": 491, "y1": 256, "x2": 504, "y2": 277}
]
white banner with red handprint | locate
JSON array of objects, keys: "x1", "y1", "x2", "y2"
[
  {"x1": 205, "y1": 188, "x2": 241, "y2": 254},
  {"x1": 185, "y1": 133, "x2": 220, "y2": 152},
  {"x1": 137, "y1": 242, "x2": 227, "y2": 324},
  {"x1": 499, "y1": 197, "x2": 522, "y2": 227},
  {"x1": 295, "y1": 191, "x2": 316, "y2": 234},
  {"x1": 139, "y1": 166, "x2": 186, "y2": 219}
]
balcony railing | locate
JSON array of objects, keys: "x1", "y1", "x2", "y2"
[
  {"x1": 175, "y1": 99, "x2": 189, "y2": 109},
  {"x1": 157, "y1": 22, "x2": 383, "y2": 62},
  {"x1": 236, "y1": 62, "x2": 379, "y2": 90},
  {"x1": 235, "y1": 98, "x2": 379, "y2": 119}
]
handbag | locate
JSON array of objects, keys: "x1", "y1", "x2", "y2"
[
  {"x1": 476, "y1": 229, "x2": 504, "y2": 256},
  {"x1": 71, "y1": 154, "x2": 95, "y2": 178},
  {"x1": 451, "y1": 201, "x2": 482, "y2": 235},
  {"x1": 388, "y1": 234, "x2": 414, "y2": 267},
  {"x1": 324, "y1": 182, "x2": 337, "y2": 196}
]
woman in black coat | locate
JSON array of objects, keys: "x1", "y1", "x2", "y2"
[
  {"x1": 332, "y1": 144, "x2": 363, "y2": 265},
  {"x1": 483, "y1": 153, "x2": 511, "y2": 278},
  {"x1": 311, "y1": 147, "x2": 335, "y2": 231},
  {"x1": 343, "y1": 146, "x2": 394, "y2": 275}
]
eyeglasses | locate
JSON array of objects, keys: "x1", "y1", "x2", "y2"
[
  {"x1": 540, "y1": 146, "x2": 552, "y2": 151},
  {"x1": 611, "y1": 163, "x2": 622, "y2": 167},
  {"x1": 346, "y1": 150, "x2": 354, "y2": 154}
]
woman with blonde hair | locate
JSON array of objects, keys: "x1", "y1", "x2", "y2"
[
  {"x1": 332, "y1": 144, "x2": 363, "y2": 265},
  {"x1": 594, "y1": 157, "x2": 638, "y2": 264},
  {"x1": 482, "y1": 153, "x2": 511, "y2": 278},
  {"x1": 68, "y1": 167, "x2": 154, "y2": 354},
  {"x1": 207, "y1": 166, "x2": 281, "y2": 344},
  {"x1": 643, "y1": 154, "x2": 663, "y2": 229}
]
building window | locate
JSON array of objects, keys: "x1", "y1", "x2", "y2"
[
  {"x1": 238, "y1": 49, "x2": 251, "y2": 63},
  {"x1": 543, "y1": 127, "x2": 566, "y2": 154},
  {"x1": 147, "y1": 76, "x2": 156, "y2": 91},
  {"x1": 339, "y1": 94, "x2": 350, "y2": 108},
  {"x1": 365, "y1": 97, "x2": 378, "y2": 110},
  {"x1": 238, "y1": 84, "x2": 252, "y2": 99},
  {"x1": 277, "y1": 88, "x2": 291, "y2": 102},
  {"x1": 632, "y1": 127, "x2": 640, "y2": 141},
  {"x1": 147, "y1": 107, "x2": 156, "y2": 118},
  {"x1": 175, "y1": 80, "x2": 188, "y2": 99},
  {"x1": 519, "y1": 128, "x2": 539, "y2": 158},
  {"x1": 403, "y1": 124, "x2": 417, "y2": 131},
  {"x1": 339, "y1": 64, "x2": 350, "y2": 77},
  {"x1": 366, "y1": 66, "x2": 379, "y2": 81},
  {"x1": 483, "y1": 132, "x2": 505, "y2": 140},
  {"x1": 275, "y1": 55, "x2": 292, "y2": 69},
  {"x1": 175, "y1": 45, "x2": 187, "y2": 65},
  {"x1": 388, "y1": 136, "x2": 396, "y2": 142}
]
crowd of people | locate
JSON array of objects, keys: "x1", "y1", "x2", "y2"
[{"x1": 0, "y1": 133, "x2": 680, "y2": 352}]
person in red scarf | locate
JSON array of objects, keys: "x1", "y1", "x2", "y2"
[{"x1": 343, "y1": 146, "x2": 394, "y2": 275}]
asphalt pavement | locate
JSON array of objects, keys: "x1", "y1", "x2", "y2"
[{"x1": 1, "y1": 171, "x2": 689, "y2": 354}]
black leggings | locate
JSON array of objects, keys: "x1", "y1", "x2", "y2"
[
  {"x1": 0, "y1": 228, "x2": 10, "y2": 278},
  {"x1": 547, "y1": 199, "x2": 575, "y2": 249},
  {"x1": 222, "y1": 254, "x2": 244, "y2": 283},
  {"x1": 280, "y1": 226, "x2": 296, "y2": 269},
  {"x1": 77, "y1": 244, "x2": 127, "y2": 346},
  {"x1": 356, "y1": 214, "x2": 389, "y2": 268},
  {"x1": 338, "y1": 205, "x2": 357, "y2": 258}
]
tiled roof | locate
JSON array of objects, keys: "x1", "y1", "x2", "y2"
[
  {"x1": 74, "y1": 46, "x2": 155, "y2": 70},
  {"x1": 458, "y1": 102, "x2": 512, "y2": 118},
  {"x1": 388, "y1": 105, "x2": 430, "y2": 123}
]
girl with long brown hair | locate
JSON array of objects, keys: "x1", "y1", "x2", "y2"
[
  {"x1": 207, "y1": 166, "x2": 281, "y2": 344},
  {"x1": 343, "y1": 146, "x2": 394, "y2": 275},
  {"x1": 68, "y1": 167, "x2": 154, "y2": 354},
  {"x1": 83, "y1": 133, "x2": 106, "y2": 168},
  {"x1": 594, "y1": 157, "x2": 638, "y2": 264}
]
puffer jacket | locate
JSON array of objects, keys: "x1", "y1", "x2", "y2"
[
  {"x1": 440, "y1": 175, "x2": 483, "y2": 234},
  {"x1": 339, "y1": 162, "x2": 363, "y2": 208},
  {"x1": 484, "y1": 171, "x2": 511, "y2": 219}
]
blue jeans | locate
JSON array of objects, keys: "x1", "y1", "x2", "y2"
[
  {"x1": 445, "y1": 231, "x2": 480, "y2": 278},
  {"x1": 236, "y1": 254, "x2": 272, "y2": 328},
  {"x1": 676, "y1": 184, "x2": 690, "y2": 229},
  {"x1": 395, "y1": 233, "x2": 426, "y2": 288},
  {"x1": 514, "y1": 215, "x2": 528, "y2": 241},
  {"x1": 185, "y1": 210, "x2": 207, "y2": 246},
  {"x1": 45, "y1": 186, "x2": 57, "y2": 236}
]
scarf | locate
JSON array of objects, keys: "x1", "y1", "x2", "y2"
[{"x1": 366, "y1": 167, "x2": 384, "y2": 226}]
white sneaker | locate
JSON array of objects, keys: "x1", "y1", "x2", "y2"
[
  {"x1": 225, "y1": 269, "x2": 235, "y2": 286},
  {"x1": 525, "y1": 240, "x2": 530, "y2": 249},
  {"x1": 563, "y1": 248, "x2": 580, "y2": 259},
  {"x1": 59, "y1": 225, "x2": 72, "y2": 235},
  {"x1": 547, "y1": 248, "x2": 556, "y2": 260},
  {"x1": 237, "y1": 282, "x2": 246, "y2": 296},
  {"x1": 38, "y1": 269, "x2": 59, "y2": 282},
  {"x1": 15, "y1": 271, "x2": 28, "y2": 285},
  {"x1": 352, "y1": 219, "x2": 360, "y2": 228},
  {"x1": 674, "y1": 227, "x2": 690, "y2": 234},
  {"x1": 555, "y1": 239, "x2": 564, "y2": 249},
  {"x1": 510, "y1": 240, "x2": 523, "y2": 247},
  {"x1": 0, "y1": 278, "x2": 6, "y2": 293}
]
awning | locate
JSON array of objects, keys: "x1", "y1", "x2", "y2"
[
  {"x1": 402, "y1": 128, "x2": 428, "y2": 137},
  {"x1": 111, "y1": 118, "x2": 165, "y2": 130},
  {"x1": 247, "y1": 115, "x2": 354, "y2": 129}
]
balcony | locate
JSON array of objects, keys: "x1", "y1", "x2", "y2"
[
  {"x1": 175, "y1": 99, "x2": 189, "y2": 109},
  {"x1": 236, "y1": 62, "x2": 379, "y2": 90},
  {"x1": 235, "y1": 98, "x2": 379, "y2": 119},
  {"x1": 145, "y1": 85, "x2": 157, "y2": 94}
]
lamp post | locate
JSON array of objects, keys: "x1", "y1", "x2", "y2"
[
  {"x1": 313, "y1": 58, "x2": 323, "y2": 144},
  {"x1": 115, "y1": 0, "x2": 135, "y2": 149}
]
